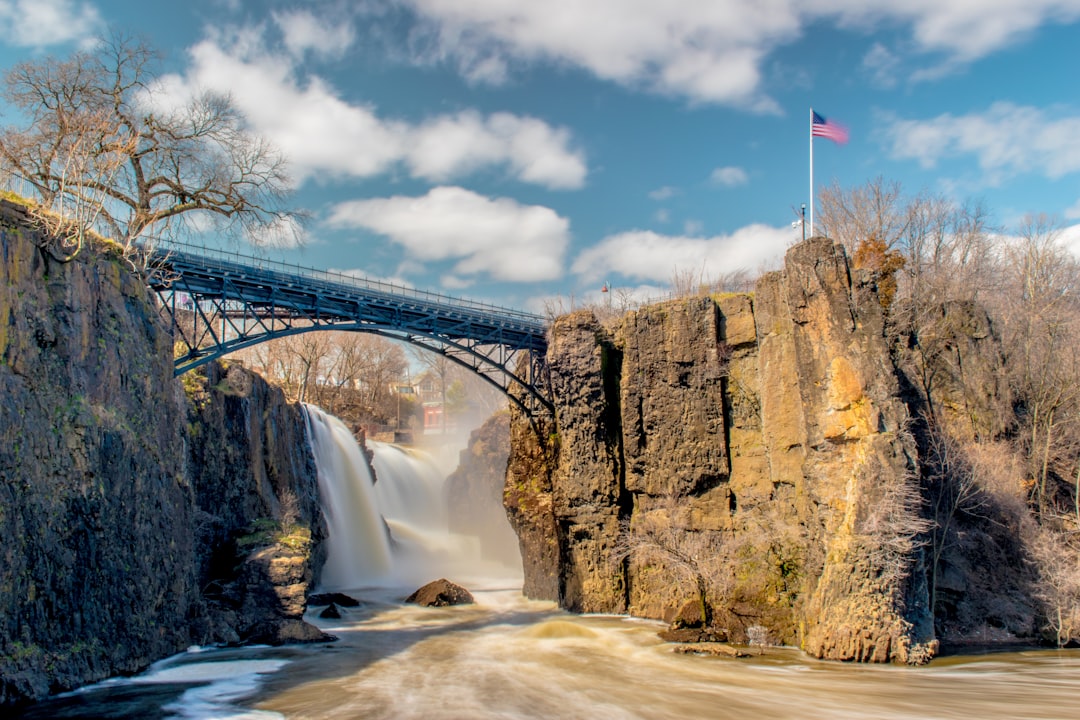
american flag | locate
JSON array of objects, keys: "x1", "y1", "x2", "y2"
[{"x1": 812, "y1": 111, "x2": 849, "y2": 145}]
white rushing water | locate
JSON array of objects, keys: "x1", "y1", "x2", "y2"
[
  {"x1": 304, "y1": 405, "x2": 522, "y2": 591},
  {"x1": 303, "y1": 406, "x2": 393, "y2": 588}
]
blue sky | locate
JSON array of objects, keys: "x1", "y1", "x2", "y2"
[{"x1": 2, "y1": 0, "x2": 1080, "y2": 312}]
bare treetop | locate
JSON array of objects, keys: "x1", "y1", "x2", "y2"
[{"x1": 0, "y1": 32, "x2": 298, "y2": 259}]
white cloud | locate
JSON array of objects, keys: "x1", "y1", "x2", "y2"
[
  {"x1": 862, "y1": 42, "x2": 901, "y2": 88},
  {"x1": 332, "y1": 268, "x2": 416, "y2": 290},
  {"x1": 1066, "y1": 200, "x2": 1080, "y2": 221},
  {"x1": 0, "y1": 0, "x2": 102, "y2": 47},
  {"x1": 326, "y1": 186, "x2": 569, "y2": 282},
  {"x1": 407, "y1": 0, "x2": 792, "y2": 109},
  {"x1": 1060, "y1": 223, "x2": 1080, "y2": 257},
  {"x1": 710, "y1": 166, "x2": 749, "y2": 187},
  {"x1": 654, "y1": 209, "x2": 670, "y2": 224},
  {"x1": 649, "y1": 186, "x2": 679, "y2": 201},
  {"x1": 571, "y1": 224, "x2": 793, "y2": 283},
  {"x1": 886, "y1": 102, "x2": 1080, "y2": 183},
  {"x1": 244, "y1": 214, "x2": 306, "y2": 249},
  {"x1": 524, "y1": 282, "x2": 667, "y2": 315},
  {"x1": 404, "y1": 0, "x2": 1080, "y2": 105},
  {"x1": 272, "y1": 9, "x2": 355, "y2": 61},
  {"x1": 156, "y1": 25, "x2": 586, "y2": 189},
  {"x1": 407, "y1": 111, "x2": 586, "y2": 189}
]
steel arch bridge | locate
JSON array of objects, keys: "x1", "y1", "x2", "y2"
[{"x1": 145, "y1": 242, "x2": 552, "y2": 415}]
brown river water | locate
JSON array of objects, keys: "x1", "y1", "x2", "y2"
[{"x1": 17, "y1": 587, "x2": 1080, "y2": 719}]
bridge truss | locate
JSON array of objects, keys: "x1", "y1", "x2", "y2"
[{"x1": 145, "y1": 243, "x2": 552, "y2": 415}]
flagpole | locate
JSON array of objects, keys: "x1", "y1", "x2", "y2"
[{"x1": 809, "y1": 107, "x2": 814, "y2": 238}]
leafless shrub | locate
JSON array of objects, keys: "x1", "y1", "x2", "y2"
[
  {"x1": 613, "y1": 497, "x2": 732, "y2": 623},
  {"x1": 859, "y1": 455, "x2": 931, "y2": 587},
  {"x1": 746, "y1": 624, "x2": 769, "y2": 653},
  {"x1": 1030, "y1": 524, "x2": 1080, "y2": 646},
  {"x1": 278, "y1": 486, "x2": 301, "y2": 529}
]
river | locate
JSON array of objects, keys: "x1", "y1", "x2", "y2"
[{"x1": 15, "y1": 409, "x2": 1080, "y2": 719}]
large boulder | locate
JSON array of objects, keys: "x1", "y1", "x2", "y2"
[{"x1": 405, "y1": 579, "x2": 475, "y2": 607}]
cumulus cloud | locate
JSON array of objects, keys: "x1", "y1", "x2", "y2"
[
  {"x1": 326, "y1": 186, "x2": 569, "y2": 282},
  {"x1": 0, "y1": 0, "x2": 102, "y2": 47},
  {"x1": 571, "y1": 224, "x2": 793, "y2": 283},
  {"x1": 649, "y1": 186, "x2": 679, "y2": 201},
  {"x1": 408, "y1": 111, "x2": 586, "y2": 189},
  {"x1": 403, "y1": 0, "x2": 1080, "y2": 105},
  {"x1": 886, "y1": 102, "x2": 1080, "y2": 183},
  {"x1": 272, "y1": 9, "x2": 355, "y2": 61},
  {"x1": 155, "y1": 25, "x2": 586, "y2": 189},
  {"x1": 710, "y1": 166, "x2": 749, "y2": 187}
]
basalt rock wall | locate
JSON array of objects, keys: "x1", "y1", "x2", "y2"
[
  {"x1": 0, "y1": 200, "x2": 326, "y2": 707},
  {"x1": 506, "y1": 238, "x2": 938, "y2": 663}
]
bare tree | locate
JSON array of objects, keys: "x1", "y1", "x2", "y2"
[
  {"x1": 816, "y1": 176, "x2": 910, "y2": 255},
  {"x1": 1030, "y1": 525, "x2": 1080, "y2": 646},
  {"x1": 923, "y1": 424, "x2": 989, "y2": 613},
  {"x1": 613, "y1": 499, "x2": 732, "y2": 625},
  {"x1": 0, "y1": 32, "x2": 297, "y2": 258},
  {"x1": 999, "y1": 216, "x2": 1080, "y2": 513},
  {"x1": 239, "y1": 331, "x2": 410, "y2": 423}
]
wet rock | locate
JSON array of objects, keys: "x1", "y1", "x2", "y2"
[
  {"x1": 405, "y1": 579, "x2": 475, "y2": 607},
  {"x1": 658, "y1": 627, "x2": 728, "y2": 644},
  {"x1": 308, "y1": 592, "x2": 361, "y2": 608},
  {"x1": 319, "y1": 603, "x2": 342, "y2": 619},
  {"x1": 671, "y1": 600, "x2": 709, "y2": 629},
  {"x1": 672, "y1": 643, "x2": 749, "y2": 658}
]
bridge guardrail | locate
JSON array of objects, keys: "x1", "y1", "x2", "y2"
[{"x1": 149, "y1": 239, "x2": 546, "y2": 329}]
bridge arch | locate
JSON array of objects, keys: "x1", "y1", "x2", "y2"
[{"x1": 146, "y1": 243, "x2": 552, "y2": 416}]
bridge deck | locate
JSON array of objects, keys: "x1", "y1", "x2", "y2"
[{"x1": 148, "y1": 242, "x2": 547, "y2": 349}]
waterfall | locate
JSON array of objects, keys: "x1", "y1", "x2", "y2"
[
  {"x1": 303, "y1": 405, "x2": 521, "y2": 592},
  {"x1": 303, "y1": 405, "x2": 392, "y2": 590}
]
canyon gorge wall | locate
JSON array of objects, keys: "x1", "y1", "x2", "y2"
[
  {"x1": 0, "y1": 201, "x2": 327, "y2": 706},
  {"x1": 504, "y1": 237, "x2": 1023, "y2": 664}
]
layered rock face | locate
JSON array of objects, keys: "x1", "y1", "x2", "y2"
[
  {"x1": 183, "y1": 362, "x2": 329, "y2": 646},
  {"x1": 0, "y1": 201, "x2": 326, "y2": 706},
  {"x1": 506, "y1": 238, "x2": 936, "y2": 663}
]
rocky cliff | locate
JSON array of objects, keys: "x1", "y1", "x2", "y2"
[
  {"x1": 506, "y1": 238, "x2": 940, "y2": 663},
  {"x1": 0, "y1": 200, "x2": 327, "y2": 706}
]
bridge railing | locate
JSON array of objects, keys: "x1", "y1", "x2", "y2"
[{"x1": 150, "y1": 239, "x2": 546, "y2": 327}]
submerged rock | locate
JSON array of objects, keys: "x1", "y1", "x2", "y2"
[
  {"x1": 658, "y1": 627, "x2": 728, "y2": 643},
  {"x1": 308, "y1": 592, "x2": 361, "y2": 608},
  {"x1": 658, "y1": 599, "x2": 727, "y2": 642},
  {"x1": 672, "y1": 643, "x2": 749, "y2": 658},
  {"x1": 319, "y1": 603, "x2": 342, "y2": 619},
  {"x1": 405, "y1": 579, "x2": 475, "y2": 607}
]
